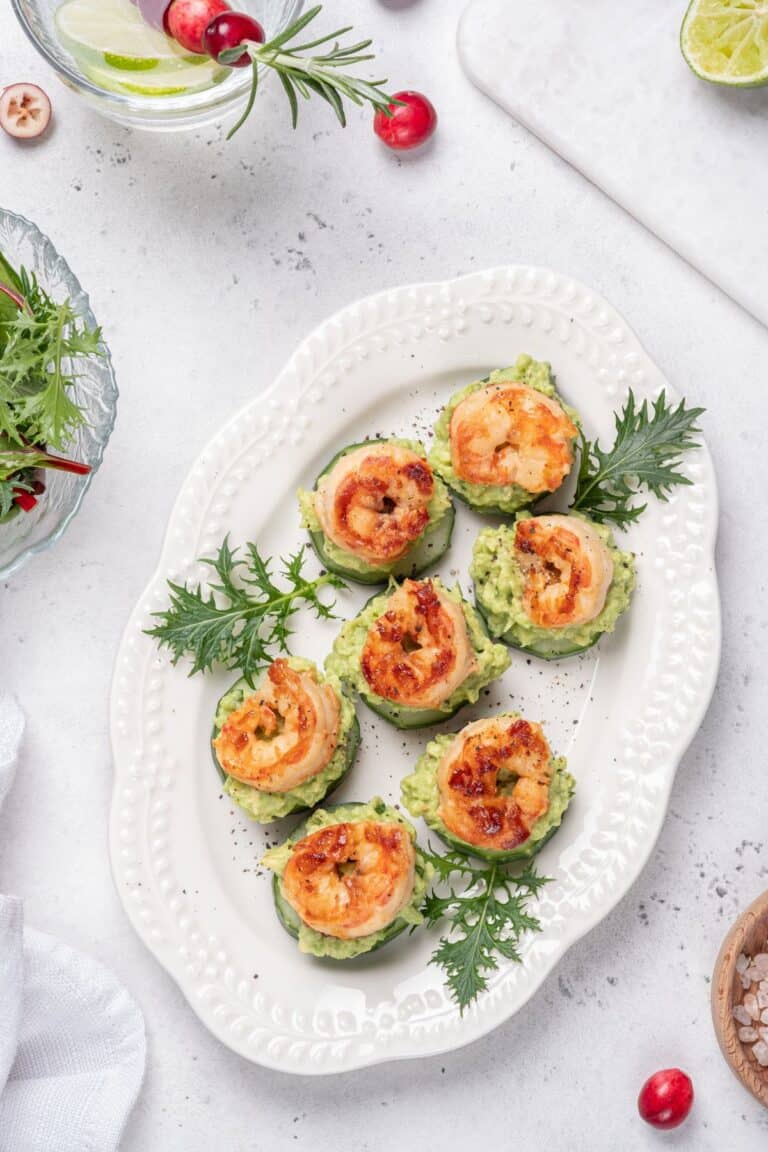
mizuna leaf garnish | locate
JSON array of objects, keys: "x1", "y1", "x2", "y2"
[
  {"x1": 0, "y1": 265, "x2": 103, "y2": 450},
  {"x1": 147, "y1": 536, "x2": 346, "y2": 684},
  {"x1": 420, "y1": 848, "x2": 551, "y2": 1014},
  {"x1": 220, "y1": 5, "x2": 398, "y2": 139},
  {"x1": 571, "y1": 389, "x2": 705, "y2": 528}
]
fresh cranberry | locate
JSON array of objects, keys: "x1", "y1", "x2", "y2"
[
  {"x1": 203, "y1": 11, "x2": 265, "y2": 66},
  {"x1": 638, "y1": 1068, "x2": 694, "y2": 1130},
  {"x1": 165, "y1": 0, "x2": 230, "y2": 54},
  {"x1": 0, "y1": 84, "x2": 51, "y2": 141},
  {"x1": 373, "y1": 90, "x2": 437, "y2": 152}
]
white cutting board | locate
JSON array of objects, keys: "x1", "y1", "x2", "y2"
[{"x1": 458, "y1": 0, "x2": 768, "y2": 328}]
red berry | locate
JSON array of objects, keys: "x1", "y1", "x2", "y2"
[
  {"x1": 638, "y1": 1068, "x2": 694, "y2": 1130},
  {"x1": 203, "y1": 11, "x2": 265, "y2": 66},
  {"x1": 166, "y1": 0, "x2": 230, "y2": 54},
  {"x1": 373, "y1": 90, "x2": 437, "y2": 152},
  {"x1": 0, "y1": 84, "x2": 51, "y2": 140}
]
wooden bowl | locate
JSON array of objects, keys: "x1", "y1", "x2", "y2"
[{"x1": 712, "y1": 890, "x2": 768, "y2": 1108}]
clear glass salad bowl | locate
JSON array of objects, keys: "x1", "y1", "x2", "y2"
[
  {"x1": 11, "y1": 0, "x2": 304, "y2": 131},
  {"x1": 0, "y1": 208, "x2": 118, "y2": 582}
]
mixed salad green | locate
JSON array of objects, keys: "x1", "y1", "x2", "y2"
[{"x1": 0, "y1": 249, "x2": 102, "y2": 522}]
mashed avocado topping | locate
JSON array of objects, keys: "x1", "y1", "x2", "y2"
[
  {"x1": 324, "y1": 578, "x2": 510, "y2": 721},
  {"x1": 214, "y1": 656, "x2": 358, "y2": 823},
  {"x1": 401, "y1": 721, "x2": 575, "y2": 861},
  {"x1": 262, "y1": 797, "x2": 433, "y2": 959},
  {"x1": 470, "y1": 512, "x2": 635, "y2": 656},
  {"x1": 428, "y1": 355, "x2": 580, "y2": 514},
  {"x1": 297, "y1": 438, "x2": 453, "y2": 579}
]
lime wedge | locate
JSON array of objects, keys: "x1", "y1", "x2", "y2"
[
  {"x1": 103, "y1": 53, "x2": 160, "y2": 72},
  {"x1": 55, "y1": 0, "x2": 193, "y2": 68},
  {"x1": 681, "y1": 0, "x2": 768, "y2": 87},
  {"x1": 81, "y1": 57, "x2": 227, "y2": 96}
]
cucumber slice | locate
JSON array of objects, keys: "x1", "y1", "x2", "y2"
[
  {"x1": 428, "y1": 814, "x2": 567, "y2": 863},
  {"x1": 268, "y1": 802, "x2": 427, "y2": 959},
  {"x1": 473, "y1": 598, "x2": 600, "y2": 661},
  {"x1": 359, "y1": 691, "x2": 468, "y2": 731},
  {"x1": 301, "y1": 439, "x2": 454, "y2": 584},
  {"x1": 212, "y1": 662, "x2": 360, "y2": 822},
  {"x1": 307, "y1": 502, "x2": 455, "y2": 585}
]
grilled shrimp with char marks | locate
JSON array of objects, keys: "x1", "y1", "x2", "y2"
[
  {"x1": 213, "y1": 660, "x2": 340, "y2": 792},
  {"x1": 361, "y1": 579, "x2": 478, "y2": 709},
  {"x1": 449, "y1": 382, "x2": 577, "y2": 491},
  {"x1": 281, "y1": 820, "x2": 416, "y2": 938},
  {"x1": 315, "y1": 444, "x2": 435, "y2": 565},
  {"x1": 438, "y1": 716, "x2": 552, "y2": 852},
  {"x1": 515, "y1": 514, "x2": 614, "y2": 629}
]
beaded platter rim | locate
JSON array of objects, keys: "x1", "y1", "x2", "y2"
[{"x1": 109, "y1": 266, "x2": 720, "y2": 1074}]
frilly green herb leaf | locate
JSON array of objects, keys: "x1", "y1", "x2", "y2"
[
  {"x1": 0, "y1": 265, "x2": 103, "y2": 450},
  {"x1": 571, "y1": 389, "x2": 705, "y2": 528},
  {"x1": 146, "y1": 536, "x2": 346, "y2": 684},
  {"x1": 420, "y1": 847, "x2": 551, "y2": 1013}
]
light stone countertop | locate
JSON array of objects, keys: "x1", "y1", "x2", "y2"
[{"x1": 2, "y1": 1, "x2": 768, "y2": 1149}]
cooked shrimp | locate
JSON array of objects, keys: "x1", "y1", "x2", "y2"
[
  {"x1": 449, "y1": 382, "x2": 577, "y2": 491},
  {"x1": 514, "y1": 514, "x2": 614, "y2": 629},
  {"x1": 315, "y1": 443, "x2": 435, "y2": 565},
  {"x1": 213, "y1": 660, "x2": 340, "y2": 792},
  {"x1": 361, "y1": 579, "x2": 477, "y2": 709},
  {"x1": 438, "y1": 716, "x2": 552, "y2": 852},
  {"x1": 281, "y1": 820, "x2": 416, "y2": 938}
]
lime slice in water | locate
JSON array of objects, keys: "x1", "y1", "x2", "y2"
[
  {"x1": 56, "y1": 0, "x2": 194, "y2": 69},
  {"x1": 81, "y1": 57, "x2": 227, "y2": 96},
  {"x1": 681, "y1": 0, "x2": 768, "y2": 87}
]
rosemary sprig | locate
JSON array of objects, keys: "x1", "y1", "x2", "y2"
[
  {"x1": 421, "y1": 847, "x2": 551, "y2": 1013},
  {"x1": 571, "y1": 389, "x2": 705, "y2": 528},
  {"x1": 146, "y1": 535, "x2": 346, "y2": 684},
  {"x1": 221, "y1": 5, "x2": 397, "y2": 139}
]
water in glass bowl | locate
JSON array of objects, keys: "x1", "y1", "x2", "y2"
[
  {"x1": 12, "y1": 0, "x2": 303, "y2": 130},
  {"x1": 54, "y1": 0, "x2": 230, "y2": 99}
]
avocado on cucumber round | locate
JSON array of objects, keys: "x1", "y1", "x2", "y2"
[
  {"x1": 211, "y1": 662, "x2": 360, "y2": 822},
  {"x1": 325, "y1": 579, "x2": 511, "y2": 731},
  {"x1": 266, "y1": 801, "x2": 430, "y2": 959},
  {"x1": 470, "y1": 517, "x2": 636, "y2": 662},
  {"x1": 401, "y1": 729, "x2": 575, "y2": 863},
  {"x1": 301, "y1": 439, "x2": 455, "y2": 584},
  {"x1": 270, "y1": 807, "x2": 409, "y2": 952}
]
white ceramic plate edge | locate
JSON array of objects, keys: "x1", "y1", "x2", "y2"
[{"x1": 109, "y1": 266, "x2": 720, "y2": 1073}]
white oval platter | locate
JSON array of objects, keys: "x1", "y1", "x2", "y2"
[{"x1": 110, "y1": 266, "x2": 720, "y2": 1074}]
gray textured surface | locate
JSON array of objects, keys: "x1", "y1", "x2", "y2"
[{"x1": 1, "y1": 0, "x2": 767, "y2": 1147}]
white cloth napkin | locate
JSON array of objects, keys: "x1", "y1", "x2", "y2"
[{"x1": 0, "y1": 694, "x2": 146, "y2": 1152}]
